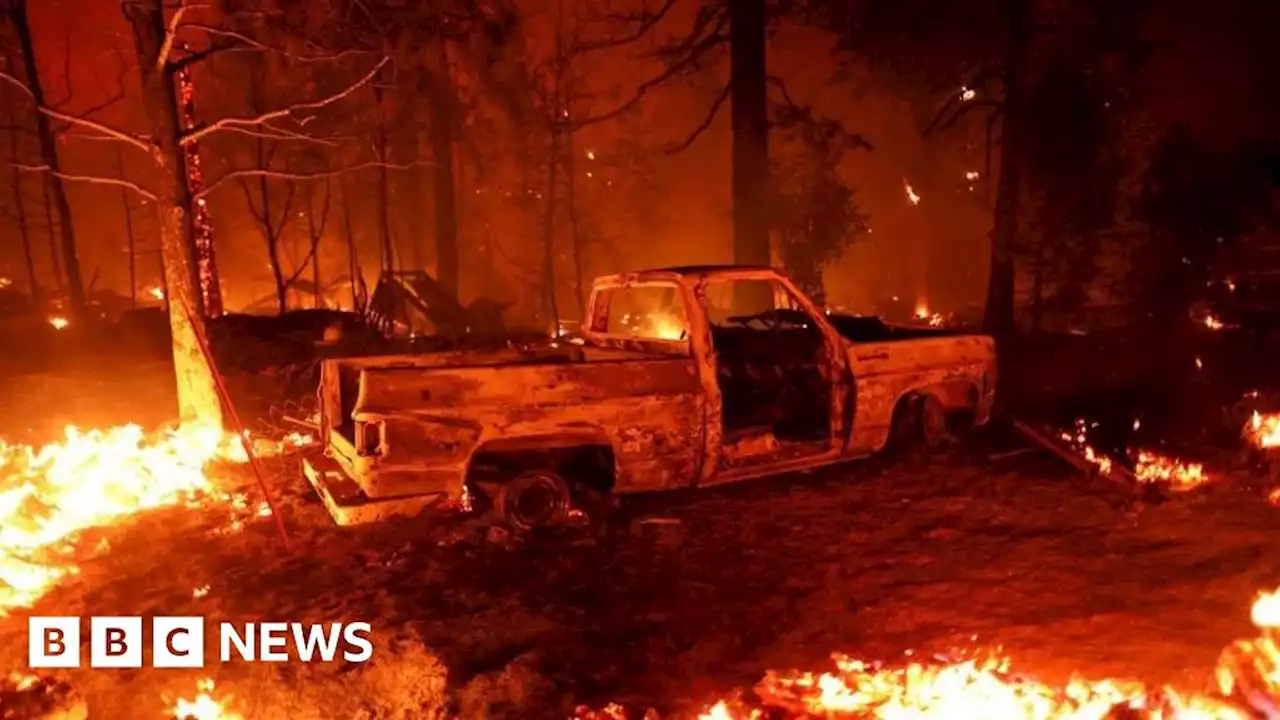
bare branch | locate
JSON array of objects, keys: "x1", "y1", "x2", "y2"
[
  {"x1": 923, "y1": 99, "x2": 1000, "y2": 136},
  {"x1": 156, "y1": 1, "x2": 191, "y2": 72},
  {"x1": 197, "y1": 159, "x2": 429, "y2": 200},
  {"x1": 664, "y1": 82, "x2": 729, "y2": 154},
  {"x1": 215, "y1": 124, "x2": 341, "y2": 146},
  {"x1": 569, "y1": 0, "x2": 679, "y2": 55},
  {"x1": 180, "y1": 57, "x2": 389, "y2": 146},
  {"x1": 11, "y1": 163, "x2": 157, "y2": 201},
  {"x1": 0, "y1": 69, "x2": 152, "y2": 152}
]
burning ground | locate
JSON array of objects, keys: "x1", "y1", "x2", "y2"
[{"x1": 3, "y1": 396, "x2": 1280, "y2": 718}]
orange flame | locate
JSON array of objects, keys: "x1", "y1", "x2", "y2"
[
  {"x1": 47, "y1": 316, "x2": 69, "y2": 330},
  {"x1": 172, "y1": 678, "x2": 240, "y2": 720},
  {"x1": 0, "y1": 424, "x2": 313, "y2": 614},
  {"x1": 1246, "y1": 412, "x2": 1280, "y2": 449}
]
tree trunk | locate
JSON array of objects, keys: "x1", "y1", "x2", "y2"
[
  {"x1": 9, "y1": 0, "x2": 85, "y2": 315},
  {"x1": 982, "y1": 0, "x2": 1030, "y2": 335},
  {"x1": 174, "y1": 64, "x2": 223, "y2": 316},
  {"x1": 541, "y1": 123, "x2": 561, "y2": 328},
  {"x1": 340, "y1": 177, "x2": 362, "y2": 311},
  {"x1": 425, "y1": 44, "x2": 460, "y2": 301},
  {"x1": 563, "y1": 126, "x2": 586, "y2": 318},
  {"x1": 371, "y1": 82, "x2": 395, "y2": 275},
  {"x1": 122, "y1": 0, "x2": 223, "y2": 428},
  {"x1": 115, "y1": 147, "x2": 138, "y2": 308},
  {"x1": 729, "y1": 0, "x2": 770, "y2": 310},
  {"x1": 40, "y1": 173, "x2": 63, "y2": 292},
  {"x1": 7, "y1": 124, "x2": 40, "y2": 303}
]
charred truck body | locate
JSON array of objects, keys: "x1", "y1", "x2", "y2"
[{"x1": 304, "y1": 267, "x2": 997, "y2": 527}]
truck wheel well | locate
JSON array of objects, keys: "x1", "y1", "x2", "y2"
[{"x1": 466, "y1": 442, "x2": 616, "y2": 494}]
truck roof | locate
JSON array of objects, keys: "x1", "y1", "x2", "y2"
[{"x1": 593, "y1": 265, "x2": 780, "y2": 286}]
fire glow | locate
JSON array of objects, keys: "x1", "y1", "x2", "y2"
[
  {"x1": 1059, "y1": 419, "x2": 1209, "y2": 490},
  {"x1": 1247, "y1": 411, "x2": 1280, "y2": 449},
  {"x1": 579, "y1": 588, "x2": 1280, "y2": 719},
  {"x1": 0, "y1": 424, "x2": 313, "y2": 615}
]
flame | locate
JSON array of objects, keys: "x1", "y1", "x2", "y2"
[
  {"x1": 0, "y1": 277, "x2": 11, "y2": 288},
  {"x1": 148, "y1": 286, "x2": 166, "y2": 300},
  {"x1": 581, "y1": 587, "x2": 1280, "y2": 719},
  {"x1": 647, "y1": 313, "x2": 687, "y2": 341},
  {"x1": 172, "y1": 678, "x2": 241, "y2": 720},
  {"x1": 47, "y1": 316, "x2": 69, "y2": 330},
  {"x1": 913, "y1": 304, "x2": 945, "y2": 327},
  {"x1": 1133, "y1": 450, "x2": 1209, "y2": 491},
  {"x1": 1204, "y1": 314, "x2": 1225, "y2": 330},
  {"x1": 0, "y1": 423, "x2": 313, "y2": 614},
  {"x1": 904, "y1": 180, "x2": 921, "y2": 205},
  {"x1": 1246, "y1": 412, "x2": 1280, "y2": 449},
  {"x1": 1059, "y1": 419, "x2": 1208, "y2": 489}
]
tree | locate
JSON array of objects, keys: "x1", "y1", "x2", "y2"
[{"x1": 3, "y1": 0, "x2": 87, "y2": 316}]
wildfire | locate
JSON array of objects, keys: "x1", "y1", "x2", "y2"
[
  {"x1": 1059, "y1": 420, "x2": 1209, "y2": 490},
  {"x1": 47, "y1": 316, "x2": 69, "y2": 330},
  {"x1": 1246, "y1": 411, "x2": 1280, "y2": 449},
  {"x1": 580, "y1": 588, "x2": 1280, "y2": 719},
  {"x1": 172, "y1": 678, "x2": 240, "y2": 720},
  {"x1": 913, "y1": 305, "x2": 945, "y2": 327},
  {"x1": 0, "y1": 424, "x2": 313, "y2": 614},
  {"x1": 1132, "y1": 450, "x2": 1209, "y2": 491}
]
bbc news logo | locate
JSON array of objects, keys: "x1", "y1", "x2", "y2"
[{"x1": 29, "y1": 617, "x2": 373, "y2": 668}]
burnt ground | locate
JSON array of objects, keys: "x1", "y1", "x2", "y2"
[
  {"x1": 2, "y1": 423, "x2": 1280, "y2": 718},
  {"x1": 2, "y1": 354, "x2": 1280, "y2": 719}
]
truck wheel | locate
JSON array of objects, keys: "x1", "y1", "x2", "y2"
[
  {"x1": 917, "y1": 394, "x2": 949, "y2": 451},
  {"x1": 494, "y1": 470, "x2": 572, "y2": 531}
]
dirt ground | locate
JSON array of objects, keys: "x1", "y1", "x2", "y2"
[{"x1": 3, "y1": 434, "x2": 1279, "y2": 718}]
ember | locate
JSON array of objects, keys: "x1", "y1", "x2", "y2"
[
  {"x1": 1246, "y1": 411, "x2": 1280, "y2": 449},
  {"x1": 0, "y1": 424, "x2": 313, "y2": 614},
  {"x1": 580, "y1": 588, "x2": 1280, "y2": 719},
  {"x1": 1058, "y1": 419, "x2": 1209, "y2": 489},
  {"x1": 172, "y1": 678, "x2": 240, "y2": 720},
  {"x1": 47, "y1": 316, "x2": 69, "y2": 330}
]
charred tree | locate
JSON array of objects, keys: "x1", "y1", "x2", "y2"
[
  {"x1": 982, "y1": 0, "x2": 1030, "y2": 336},
  {"x1": 115, "y1": 146, "x2": 138, "y2": 308},
  {"x1": 424, "y1": 44, "x2": 460, "y2": 301},
  {"x1": 173, "y1": 63, "x2": 223, "y2": 316},
  {"x1": 5, "y1": 0, "x2": 85, "y2": 316},
  {"x1": 729, "y1": 0, "x2": 770, "y2": 276},
  {"x1": 122, "y1": 0, "x2": 222, "y2": 427},
  {"x1": 6, "y1": 127, "x2": 39, "y2": 303}
]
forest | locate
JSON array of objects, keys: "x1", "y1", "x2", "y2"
[{"x1": 0, "y1": 0, "x2": 1272, "y2": 343}]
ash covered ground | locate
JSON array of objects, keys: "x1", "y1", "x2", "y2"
[{"x1": 1, "y1": 365, "x2": 1278, "y2": 719}]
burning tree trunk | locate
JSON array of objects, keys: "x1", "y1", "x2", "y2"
[
  {"x1": 6, "y1": 0, "x2": 86, "y2": 316},
  {"x1": 729, "y1": 0, "x2": 770, "y2": 280},
  {"x1": 424, "y1": 44, "x2": 459, "y2": 302},
  {"x1": 122, "y1": 0, "x2": 223, "y2": 427},
  {"x1": 982, "y1": 0, "x2": 1030, "y2": 335},
  {"x1": 174, "y1": 63, "x2": 223, "y2": 317}
]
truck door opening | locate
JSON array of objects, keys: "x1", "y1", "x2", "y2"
[{"x1": 703, "y1": 278, "x2": 831, "y2": 445}]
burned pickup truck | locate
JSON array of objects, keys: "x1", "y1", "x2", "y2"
[{"x1": 303, "y1": 266, "x2": 996, "y2": 527}]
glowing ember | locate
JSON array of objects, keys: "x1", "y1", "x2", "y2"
[
  {"x1": 1246, "y1": 411, "x2": 1280, "y2": 449},
  {"x1": 0, "y1": 424, "x2": 313, "y2": 614},
  {"x1": 172, "y1": 678, "x2": 240, "y2": 720},
  {"x1": 147, "y1": 286, "x2": 165, "y2": 300},
  {"x1": 582, "y1": 587, "x2": 1280, "y2": 719},
  {"x1": 904, "y1": 180, "x2": 921, "y2": 205},
  {"x1": 1203, "y1": 314, "x2": 1225, "y2": 330},
  {"x1": 1059, "y1": 419, "x2": 1208, "y2": 489},
  {"x1": 0, "y1": 277, "x2": 11, "y2": 288},
  {"x1": 1132, "y1": 450, "x2": 1209, "y2": 491},
  {"x1": 47, "y1": 316, "x2": 69, "y2": 330},
  {"x1": 960, "y1": 86, "x2": 976, "y2": 101},
  {"x1": 912, "y1": 305, "x2": 945, "y2": 327}
]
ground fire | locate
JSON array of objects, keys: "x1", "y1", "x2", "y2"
[{"x1": 0, "y1": 424, "x2": 311, "y2": 614}]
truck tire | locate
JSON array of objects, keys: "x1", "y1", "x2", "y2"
[
  {"x1": 890, "y1": 393, "x2": 950, "y2": 455},
  {"x1": 493, "y1": 470, "x2": 572, "y2": 531}
]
